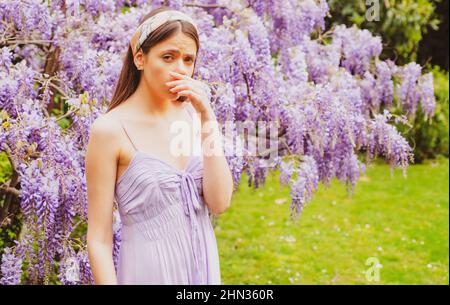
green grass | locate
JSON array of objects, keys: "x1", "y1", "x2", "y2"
[{"x1": 215, "y1": 158, "x2": 449, "y2": 284}]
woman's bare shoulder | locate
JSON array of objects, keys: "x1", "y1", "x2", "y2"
[
  {"x1": 90, "y1": 109, "x2": 125, "y2": 137},
  {"x1": 88, "y1": 111, "x2": 129, "y2": 158}
]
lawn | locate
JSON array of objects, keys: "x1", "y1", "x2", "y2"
[{"x1": 215, "y1": 158, "x2": 449, "y2": 284}]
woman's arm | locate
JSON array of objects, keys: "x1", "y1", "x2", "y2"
[
  {"x1": 200, "y1": 108, "x2": 234, "y2": 215},
  {"x1": 165, "y1": 71, "x2": 233, "y2": 214},
  {"x1": 85, "y1": 116, "x2": 120, "y2": 285}
]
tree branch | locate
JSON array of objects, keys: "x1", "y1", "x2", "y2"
[{"x1": 0, "y1": 184, "x2": 20, "y2": 197}]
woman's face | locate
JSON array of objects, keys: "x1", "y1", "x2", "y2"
[{"x1": 136, "y1": 30, "x2": 197, "y2": 102}]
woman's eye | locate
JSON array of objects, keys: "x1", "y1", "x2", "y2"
[{"x1": 163, "y1": 55, "x2": 193, "y2": 62}]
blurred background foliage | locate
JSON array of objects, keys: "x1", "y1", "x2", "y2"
[
  {"x1": 326, "y1": 0, "x2": 447, "y2": 68},
  {"x1": 327, "y1": 0, "x2": 449, "y2": 163}
]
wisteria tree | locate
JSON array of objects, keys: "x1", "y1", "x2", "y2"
[{"x1": 0, "y1": 0, "x2": 436, "y2": 284}]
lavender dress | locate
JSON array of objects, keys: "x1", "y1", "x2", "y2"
[{"x1": 114, "y1": 105, "x2": 221, "y2": 285}]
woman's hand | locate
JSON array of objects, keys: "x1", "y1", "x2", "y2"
[{"x1": 166, "y1": 71, "x2": 213, "y2": 119}]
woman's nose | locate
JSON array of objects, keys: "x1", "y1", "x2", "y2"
[{"x1": 174, "y1": 60, "x2": 189, "y2": 76}]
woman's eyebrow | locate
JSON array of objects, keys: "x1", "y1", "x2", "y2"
[{"x1": 162, "y1": 49, "x2": 196, "y2": 58}]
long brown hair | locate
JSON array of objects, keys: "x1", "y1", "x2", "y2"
[{"x1": 106, "y1": 6, "x2": 200, "y2": 112}]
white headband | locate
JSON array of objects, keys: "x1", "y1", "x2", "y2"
[{"x1": 130, "y1": 10, "x2": 199, "y2": 56}]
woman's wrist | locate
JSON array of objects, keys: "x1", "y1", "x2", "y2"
[{"x1": 199, "y1": 106, "x2": 216, "y2": 124}]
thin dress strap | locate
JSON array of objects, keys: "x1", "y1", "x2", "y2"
[{"x1": 120, "y1": 121, "x2": 138, "y2": 151}]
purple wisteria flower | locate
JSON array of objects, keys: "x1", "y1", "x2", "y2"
[{"x1": 0, "y1": 247, "x2": 23, "y2": 285}]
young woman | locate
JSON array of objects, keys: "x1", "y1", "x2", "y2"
[{"x1": 85, "y1": 6, "x2": 233, "y2": 285}]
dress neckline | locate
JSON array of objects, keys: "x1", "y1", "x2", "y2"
[
  {"x1": 136, "y1": 150, "x2": 194, "y2": 173},
  {"x1": 116, "y1": 150, "x2": 197, "y2": 186}
]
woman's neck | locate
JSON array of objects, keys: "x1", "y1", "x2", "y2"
[{"x1": 129, "y1": 80, "x2": 183, "y2": 117}]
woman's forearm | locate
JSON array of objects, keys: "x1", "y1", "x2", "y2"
[
  {"x1": 87, "y1": 241, "x2": 118, "y2": 285},
  {"x1": 199, "y1": 109, "x2": 233, "y2": 214}
]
